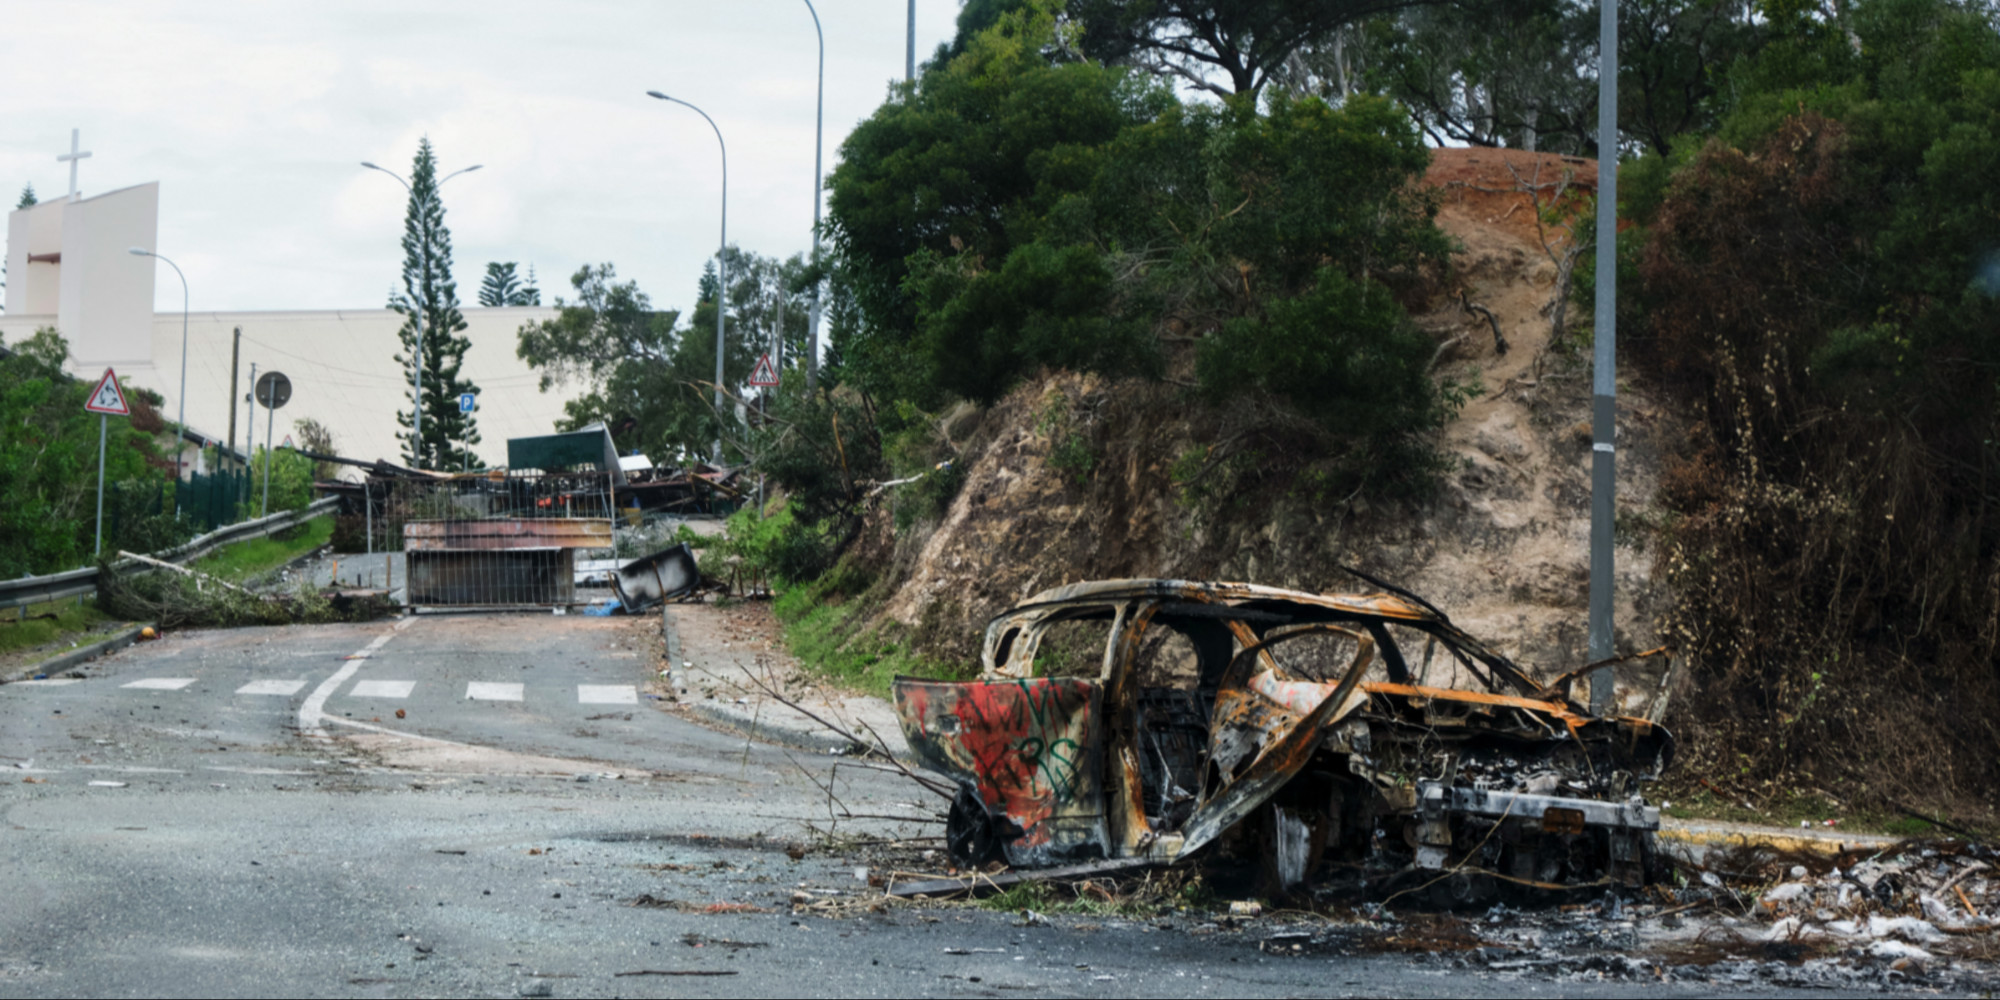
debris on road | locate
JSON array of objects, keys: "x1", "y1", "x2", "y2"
[
  {"x1": 611, "y1": 543, "x2": 701, "y2": 613},
  {"x1": 98, "y1": 558, "x2": 391, "y2": 629}
]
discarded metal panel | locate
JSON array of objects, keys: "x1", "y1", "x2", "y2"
[
  {"x1": 893, "y1": 576, "x2": 1676, "y2": 895},
  {"x1": 402, "y1": 518, "x2": 612, "y2": 551},
  {"x1": 610, "y1": 543, "x2": 702, "y2": 612}
]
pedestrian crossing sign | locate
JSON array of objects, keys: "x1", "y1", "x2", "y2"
[
  {"x1": 84, "y1": 368, "x2": 130, "y2": 415},
  {"x1": 749, "y1": 352, "x2": 779, "y2": 387}
]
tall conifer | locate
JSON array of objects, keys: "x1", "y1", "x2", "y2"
[{"x1": 388, "y1": 138, "x2": 480, "y2": 469}]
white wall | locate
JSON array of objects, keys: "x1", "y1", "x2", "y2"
[
  {"x1": 5, "y1": 200, "x2": 67, "y2": 316},
  {"x1": 59, "y1": 182, "x2": 158, "y2": 367}
]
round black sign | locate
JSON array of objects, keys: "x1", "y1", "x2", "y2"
[{"x1": 255, "y1": 371, "x2": 292, "y2": 409}]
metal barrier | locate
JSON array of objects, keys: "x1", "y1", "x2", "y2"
[
  {"x1": 373, "y1": 473, "x2": 617, "y2": 609},
  {"x1": 0, "y1": 496, "x2": 339, "y2": 612}
]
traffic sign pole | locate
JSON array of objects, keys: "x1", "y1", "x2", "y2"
[
  {"x1": 95, "y1": 415, "x2": 106, "y2": 558},
  {"x1": 84, "y1": 368, "x2": 132, "y2": 559}
]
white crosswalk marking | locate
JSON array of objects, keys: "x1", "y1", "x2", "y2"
[
  {"x1": 349, "y1": 680, "x2": 415, "y2": 699},
  {"x1": 123, "y1": 678, "x2": 195, "y2": 691},
  {"x1": 236, "y1": 679, "x2": 307, "y2": 696},
  {"x1": 15, "y1": 678, "x2": 81, "y2": 687},
  {"x1": 465, "y1": 682, "x2": 524, "y2": 701},
  {"x1": 577, "y1": 685, "x2": 638, "y2": 705}
]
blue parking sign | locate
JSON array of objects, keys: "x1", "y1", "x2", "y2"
[{"x1": 459, "y1": 392, "x2": 476, "y2": 413}]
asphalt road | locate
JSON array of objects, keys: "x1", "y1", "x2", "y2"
[{"x1": 0, "y1": 614, "x2": 1938, "y2": 997}]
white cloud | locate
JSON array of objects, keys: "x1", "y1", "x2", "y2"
[{"x1": 1, "y1": 0, "x2": 963, "y2": 313}]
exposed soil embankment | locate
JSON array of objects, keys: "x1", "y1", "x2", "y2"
[{"x1": 845, "y1": 149, "x2": 1678, "y2": 704}]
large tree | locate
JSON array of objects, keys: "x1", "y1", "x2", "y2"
[
  {"x1": 388, "y1": 138, "x2": 480, "y2": 470},
  {"x1": 515, "y1": 258, "x2": 763, "y2": 465},
  {"x1": 1070, "y1": 0, "x2": 1431, "y2": 99}
]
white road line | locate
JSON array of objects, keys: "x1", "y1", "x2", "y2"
[
  {"x1": 465, "y1": 682, "x2": 524, "y2": 701},
  {"x1": 350, "y1": 680, "x2": 416, "y2": 699},
  {"x1": 122, "y1": 678, "x2": 195, "y2": 691},
  {"x1": 577, "y1": 684, "x2": 638, "y2": 705},
  {"x1": 236, "y1": 679, "x2": 308, "y2": 696},
  {"x1": 297, "y1": 618, "x2": 414, "y2": 739},
  {"x1": 14, "y1": 678, "x2": 81, "y2": 687}
]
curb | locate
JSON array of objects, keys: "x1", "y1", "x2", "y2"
[
  {"x1": 0, "y1": 623, "x2": 151, "y2": 684},
  {"x1": 682, "y1": 700, "x2": 878, "y2": 757},
  {"x1": 659, "y1": 605, "x2": 913, "y2": 763},
  {"x1": 1656, "y1": 818, "x2": 1901, "y2": 866}
]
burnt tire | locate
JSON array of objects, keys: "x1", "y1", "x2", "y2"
[{"x1": 945, "y1": 785, "x2": 1009, "y2": 866}]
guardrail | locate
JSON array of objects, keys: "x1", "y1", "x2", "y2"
[{"x1": 0, "y1": 496, "x2": 340, "y2": 611}]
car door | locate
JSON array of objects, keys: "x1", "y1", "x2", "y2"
[{"x1": 893, "y1": 675, "x2": 1107, "y2": 866}]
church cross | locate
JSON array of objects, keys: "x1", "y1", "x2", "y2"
[{"x1": 57, "y1": 128, "x2": 92, "y2": 202}]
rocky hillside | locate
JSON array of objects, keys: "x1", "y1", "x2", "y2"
[{"x1": 851, "y1": 148, "x2": 1678, "y2": 708}]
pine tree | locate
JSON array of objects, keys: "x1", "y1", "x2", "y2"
[
  {"x1": 387, "y1": 138, "x2": 480, "y2": 470},
  {"x1": 519, "y1": 265, "x2": 541, "y2": 306},
  {"x1": 16, "y1": 184, "x2": 36, "y2": 209},
  {"x1": 480, "y1": 262, "x2": 521, "y2": 307}
]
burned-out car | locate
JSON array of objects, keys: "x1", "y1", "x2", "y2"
[{"x1": 892, "y1": 578, "x2": 1673, "y2": 896}]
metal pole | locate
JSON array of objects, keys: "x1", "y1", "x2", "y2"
[
  {"x1": 263, "y1": 384, "x2": 274, "y2": 517},
  {"x1": 1588, "y1": 0, "x2": 1621, "y2": 715},
  {"x1": 647, "y1": 92, "x2": 729, "y2": 465},
  {"x1": 365, "y1": 480, "x2": 374, "y2": 556},
  {"x1": 95, "y1": 414, "x2": 106, "y2": 558},
  {"x1": 906, "y1": 0, "x2": 916, "y2": 81},
  {"x1": 128, "y1": 249, "x2": 189, "y2": 509},
  {"x1": 805, "y1": 0, "x2": 826, "y2": 390},
  {"x1": 226, "y1": 327, "x2": 240, "y2": 472},
  {"x1": 246, "y1": 362, "x2": 256, "y2": 513},
  {"x1": 416, "y1": 232, "x2": 426, "y2": 469}
]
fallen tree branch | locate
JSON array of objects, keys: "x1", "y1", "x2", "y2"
[{"x1": 116, "y1": 550, "x2": 253, "y2": 595}]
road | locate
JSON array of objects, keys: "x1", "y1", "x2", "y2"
[{"x1": 0, "y1": 612, "x2": 1923, "y2": 997}]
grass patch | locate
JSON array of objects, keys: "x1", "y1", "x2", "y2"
[
  {"x1": 188, "y1": 516, "x2": 333, "y2": 583},
  {"x1": 0, "y1": 598, "x2": 118, "y2": 658},
  {"x1": 1656, "y1": 786, "x2": 1944, "y2": 836},
  {"x1": 772, "y1": 562, "x2": 973, "y2": 700},
  {"x1": 976, "y1": 870, "x2": 1215, "y2": 918}
]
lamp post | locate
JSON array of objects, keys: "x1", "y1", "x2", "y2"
[
  {"x1": 1587, "y1": 0, "x2": 1621, "y2": 715},
  {"x1": 647, "y1": 91, "x2": 729, "y2": 464},
  {"x1": 127, "y1": 247, "x2": 188, "y2": 511},
  {"x1": 360, "y1": 160, "x2": 482, "y2": 469},
  {"x1": 803, "y1": 0, "x2": 826, "y2": 390}
]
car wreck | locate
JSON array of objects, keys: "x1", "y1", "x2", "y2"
[{"x1": 892, "y1": 578, "x2": 1674, "y2": 897}]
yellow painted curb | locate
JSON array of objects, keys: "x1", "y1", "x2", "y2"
[{"x1": 1657, "y1": 824, "x2": 1897, "y2": 857}]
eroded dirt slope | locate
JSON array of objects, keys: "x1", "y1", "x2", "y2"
[{"x1": 861, "y1": 149, "x2": 1677, "y2": 704}]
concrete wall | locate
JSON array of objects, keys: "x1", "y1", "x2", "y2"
[
  {"x1": 5, "y1": 199, "x2": 67, "y2": 316},
  {"x1": 0, "y1": 306, "x2": 580, "y2": 477},
  {"x1": 59, "y1": 183, "x2": 158, "y2": 368}
]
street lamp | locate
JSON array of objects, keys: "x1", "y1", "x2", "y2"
[
  {"x1": 127, "y1": 247, "x2": 188, "y2": 511},
  {"x1": 802, "y1": 0, "x2": 826, "y2": 390},
  {"x1": 360, "y1": 160, "x2": 482, "y2": 469},
  {"x1": 647, "y1": 91, "x2": 729, "y2": 464}
]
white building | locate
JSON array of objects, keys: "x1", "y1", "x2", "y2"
[{"x1": 2, "y1": 179, "x2": 577, "y2": 478}]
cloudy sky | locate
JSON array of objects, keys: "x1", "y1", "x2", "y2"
[{"x1": 1, "y1": 1, "x2": 964, "y2": 314}]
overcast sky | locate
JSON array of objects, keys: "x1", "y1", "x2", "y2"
[{"x1": 1, "y1": 1, "x2": 964, "y2": 315}]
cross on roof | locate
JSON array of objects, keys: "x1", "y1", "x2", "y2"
[{"x1": 57, "y1": 128, "x2": 91, "y2": 202}]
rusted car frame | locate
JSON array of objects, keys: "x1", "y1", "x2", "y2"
[{"x1": 893, "y1": 578, "x2": 1673, "y2": 895}]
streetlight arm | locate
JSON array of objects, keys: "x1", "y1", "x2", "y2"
[
  {"x1": 648, "y1": 91, "x2": 730, "y2": 463},
  {"x1": 128, "y1": 248, "x2": 192, "y2": 501}
]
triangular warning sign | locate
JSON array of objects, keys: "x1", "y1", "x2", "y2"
[
  {"x1": 84, "y1": 368, "x2": 130, "y2": 416},
  {"x1": 748, "y1": 352, "x2": 779, "y2": 387}
]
